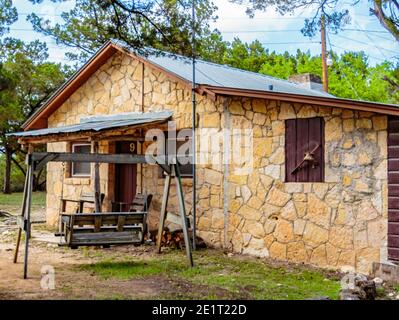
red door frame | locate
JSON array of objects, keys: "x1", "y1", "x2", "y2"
[{"x1": 114, "y1": 141, "x2": 137, "y2": 211}]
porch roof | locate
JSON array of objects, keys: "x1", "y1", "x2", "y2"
[{"x1": 9, "y1": 110, "x2": 173, "y2": 140}]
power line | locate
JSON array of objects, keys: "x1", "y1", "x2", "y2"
[
  {"x1": 219, "y1": 29, "x2": 301, "y2": 34},
  {"x1": 341, "y1": 28, "x2": 391, "y2": 34},
  {"x1": 262, "y1": 41, "x2": 320, "y2": 45},
  {"x1": 326, "y1": 31, "x2": 361, "y2": 99},
  {"x1": 332, "y1": 33, "x2": 398, "y2": 55},
  {"x1": 354, "y1": 21, "x2": 389, "y2": 60}
]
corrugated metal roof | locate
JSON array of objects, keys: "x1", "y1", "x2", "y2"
[
  {"x1": 112, "y1": 39, "x2": 333, "y2": 98},
  {"x1": 10, "y1": 110, "x2": 173, "y2": 138}
]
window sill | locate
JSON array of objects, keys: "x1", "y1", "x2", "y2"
[{"x1": 65, "y1": 177, "x2": 91, "y2": 185}]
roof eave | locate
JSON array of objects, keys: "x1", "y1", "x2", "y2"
[
  {"x1": 199, "y1": 85, "x2": 399, "y2": 116},
  {"x1": 23, "y1": 40, "x2": 118, "y2": 131}
]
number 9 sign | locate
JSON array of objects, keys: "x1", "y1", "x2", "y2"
[{"x1": 129, "y1": 142, "x2": 136, "y2": 153}]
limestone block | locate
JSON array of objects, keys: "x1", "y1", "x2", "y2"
[
  {"x1": 372, "y1": 116, "x2": 387, "y2": 131},
  {"x1": 306, "y1": 194, "x2": 331, "y2": 229},
  {"x1": 252, "y1": 99, "x2": 267, "y2": 113},
  {"x1": 239, "y1": 204, "x2": 262, "y2": 221},
  {"x1": 229, "y1": 102, "x2": 245, "y2": 115},
  {"x1": 202, "y1": 112, "x2": 220, "y2": 128},
  {"x1": 278, "y1": 103, "x2": 296, "y2": 120},
  {"x1": 263, "y1": 165, "x2": 280, "y2": 180},
  {"x1": 297, "y1": 105, "x2": 316, "y2": 118},
  {"x1": 287, "y1": 241, "x2": 308, "y2": 263},
  {"x1": 325, "y1": 118, "x2": 343, "y2": 141},
  {"x1": 294, "y1": 219, "x2": 306, "y2": 236},
  {"x1": 245, "y1": 220, "x2": 266, "y2": 238},
  {"x1": 303, "y1": 223, "x2": 329, "y2": 247},
  {"x1": 310, "y1": 245, "x2": 328, "y2": 266},
  {"x1": 253, "y1": 112, "x2": 267, "y2": 125},
  {"x1": 269, "y1": 241, "x2": 287, "y2": 260},
  {"x1": 204, "y1": 168, "x2": 223, "y2": 185},
  {"x1": 242, "y1": 237, "x2": 269, "y2": 257},
  {"x1": 280, "y1": 201, "x2": 297, "y2": 221},
  {"x1": 273, "y1": 219, "x2": 294, "y2": 243},
  {"x1": 356, "y1": 118, "x2": 372, "y2": 129},
  {"x1": 313, "y1": 183, "x2": 329, "y2": 200},
  {"x1": 266, "y1": 187, "x2": 291, "y2": 207},
  {"x1": 329, "y1": 226, "x2": 353, "y2": 250},
  {"x1": 356, "y1": 247, "x2": 380, "y2": 274},
  {"x1": 247, "y1": 196, "x2": 263, "y2": 210}
]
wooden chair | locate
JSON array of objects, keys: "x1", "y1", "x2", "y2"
[
  {"x1": 61, "y1": 192, "x2": 105, "y2": 214},
  {"x1": 59, "y1": 212, "x2": 145, "y2": 248},
  {"x1": 112, "y1": 193, "x2": 152, "y2": 243}
]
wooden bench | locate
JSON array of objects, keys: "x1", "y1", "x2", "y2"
[{"x1": 59, "y1": 212, "x2": 145, "y2": 248}]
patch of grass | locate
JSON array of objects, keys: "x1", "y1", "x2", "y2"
[
  {"x1": 81, "y1": 250, "x2": 341, "y2": 300},
  {"x1": 0, "y1": 191, "x2": 46, "y2": 207}
]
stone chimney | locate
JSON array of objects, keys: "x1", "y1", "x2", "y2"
[{"x1": 288, "y1": 73, "x2": 324, "y2": 92}]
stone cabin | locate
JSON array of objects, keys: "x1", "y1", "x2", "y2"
[{"x1": 17, "y1": 39, "x2": 399, "y2": 275}]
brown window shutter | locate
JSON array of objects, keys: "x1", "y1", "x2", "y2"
[
  {"x1": 285, "y1": 118, "x2": 324, "y2": 182},
  {"x1": 285, "y1": 119, "x2": 297, "y2": 182}
]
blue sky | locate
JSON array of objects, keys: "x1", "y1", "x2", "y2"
[{"x1": 7, "y1": 0, "x2": 399, "y2": 66}]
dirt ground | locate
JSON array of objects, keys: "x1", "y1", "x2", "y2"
[{"x1": 0, "y1": 207, "x2": 397, "y2": 300}]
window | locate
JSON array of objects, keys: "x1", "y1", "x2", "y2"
[
  {"x1": 285, "y1": 117, "x2": 324, "y2": 182},
  {"x1": 71, "y1": 143, "x2": 91, "y2": 177},
  {"x1": 159, "y1": 130, "x2": 193, "y2": 178}
]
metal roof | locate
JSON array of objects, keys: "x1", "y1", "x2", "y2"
[
  {"x1": 10, "y1": 110, "x2": 173, "y2": 138},
  {"x1": 112, "y1": 39, "x2": 333, "y2": 98}
]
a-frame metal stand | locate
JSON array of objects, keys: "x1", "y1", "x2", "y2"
[{"x1": 13, "y1": 152, "x2": 193, "y2": 279}]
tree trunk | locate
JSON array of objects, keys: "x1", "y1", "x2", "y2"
[{"x1": 3, "y1": 147, "x2": 12, "y2": 194}]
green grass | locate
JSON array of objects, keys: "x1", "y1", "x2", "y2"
[
  {"x1": 0, "y1": 192, "x2": 46, "y2": 214},
  {"x1": 0, "y1": 191, "x2": 46, "y2": 207},
  {"x1": 81, "y1": 250, "x2": 341, "y2": 300}
]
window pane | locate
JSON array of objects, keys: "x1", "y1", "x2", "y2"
[{"x1": 72, "y1": 144, "x2": 91, "y2": 176}]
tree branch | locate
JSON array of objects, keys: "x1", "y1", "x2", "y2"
[{"x1": 371, "y1": 0, "x2": 399, "y2": 41}]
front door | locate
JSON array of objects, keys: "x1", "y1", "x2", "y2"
[{"x1": 115, "y1": 141, "x2": 137, "y2": 212}]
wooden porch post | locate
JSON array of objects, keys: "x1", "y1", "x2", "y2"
[{"x1": 91, "y1": 141, "x2": 101, "y2": 213}]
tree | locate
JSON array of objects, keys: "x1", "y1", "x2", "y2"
[
  {"x1": 218, "y1": 39, "x2": 398, "y2": 104},
  {"x1": 0, "y1": 0, "x2": 17, "y2": 36},
  {"x1": 28, "y1": 0, "x2": 222, "y2": 61},
  {"x1": 230, "y1": 0, "x2": 399, "y2": 41},
  {"x1": 0, "y1": 39, "x2": 68, "y2": 193}
]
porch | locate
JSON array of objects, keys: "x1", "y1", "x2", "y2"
[{"x1": 9, "y1": 110, "x2": 195, "y2": 278}]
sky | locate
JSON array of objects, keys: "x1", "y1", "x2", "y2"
[{"x1": 6, "y1": 0, "x2": 399, "y2": 66}]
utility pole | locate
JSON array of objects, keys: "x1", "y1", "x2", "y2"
[
  {"x1": 191, "y1": 0, "x2": 197, "y2": 250},
  {"x1": 321, "y1": 14, "x2": 329, "y2": 93}
]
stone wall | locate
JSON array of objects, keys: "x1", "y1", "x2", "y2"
[
  {"x1": 222, "y1": 98, "x2": 388, "y2": 274},
  {"x1": 45, "y1": 50, "x2": 388, "y2": 274}
]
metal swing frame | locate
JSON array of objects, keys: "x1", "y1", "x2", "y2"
[{"x1": 13, "y1": 152, "x2": 193, "y2": 279}]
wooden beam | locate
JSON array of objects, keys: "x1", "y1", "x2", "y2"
[
  {"x1": 31, "y1": 152, "x2": 180, "y2": 173},
  {"x1": 157, "y1": 173, "x2": 171, "y2": 253},
  {"x1": 13, "y1": 164, "x2": 30, "y2": 263},
  {"x1": 92, "y1": 141, "x2": 102, "y2": 213},
  {"x1": 174, "y1": 162, "x2": 194, "y2": 267},
  {"x1": 23, "y1": 158, "x2": 34, "y2": 279}
]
